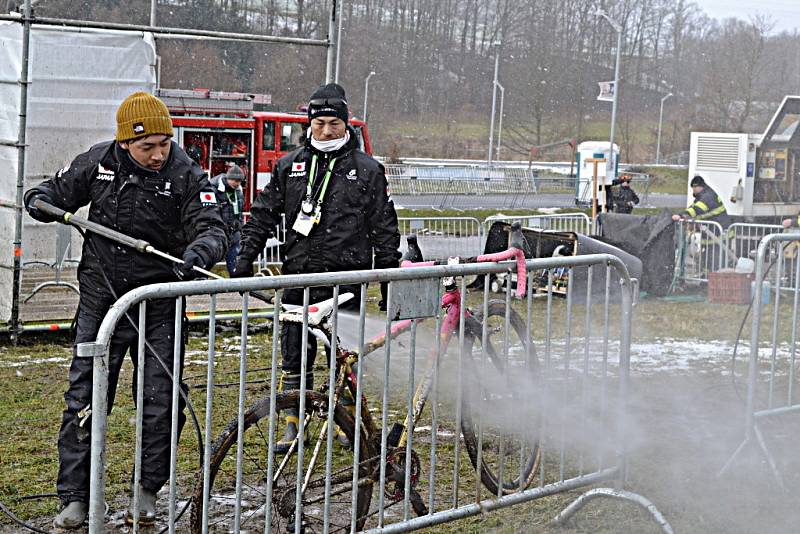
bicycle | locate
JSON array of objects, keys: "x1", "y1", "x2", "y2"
[{"x1": 190, "y1": 226, "x2": 541, "y2": 533}]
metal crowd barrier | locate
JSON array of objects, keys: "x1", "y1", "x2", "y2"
[
  {"x1": 482, "y1": 213, "x2": 592, "y2": 250},
  {"x1": 385, "y1": 164, "x2": 538, "y2": 210},
  {"x1": 255, "y1": 214, "x2": 286, "y2": 275},
  {"x1": 722, "y1": 223, "x2": 800, "y2": 291},
  {"x1": 674, "y1": 220, "x2": 728, "y2": 283},
  {"x1": 397, "y1": 217, "x2": 482, "y2": 260},
  {"x1": 719, "y1": 232, "x2": 800, "y2": 488},
  {"x1": 77, "y1": 253, "x2": 672, "y2": 533}
]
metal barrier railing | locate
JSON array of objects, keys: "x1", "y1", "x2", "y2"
[
  {"x1": 482, "y1": 213, "x2": 592, "y2": 251},
  {"x1": 722, "y1": 223, "x2": 800, "y2": 291},
  {"x1": 719, "y1": 232, "x2": 800, "y2": 488},
  {"x1": 77, "y1": 254, "x2": 671, "y2": 533},
  {"x1": 398, "y1": 216, "x2": 482, "y2": 260},
  {"x1": 255, "y1": 214, "x2": 286, "y2": 274},
  {"x1": 385, "y1": 164, "x2": 538, "y2": 210},
  {"x1": 674, "y1": 220, "x2": 727, "y2": 283}
]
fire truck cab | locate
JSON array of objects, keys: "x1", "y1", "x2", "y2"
[{"x1": 157, "y1": 88, "x2": 372, "y2": 210}]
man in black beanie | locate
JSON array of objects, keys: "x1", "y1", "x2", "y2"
[
  {"x1": 672, "y1": 175, "x2": 730, "y2": 228},
  {"x1": 232, "y1": 83, "x2": 400, "y2": 452}
]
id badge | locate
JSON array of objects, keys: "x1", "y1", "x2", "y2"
[{"x1": 292, "y1": 211, "x2": 315, "y2": 236}]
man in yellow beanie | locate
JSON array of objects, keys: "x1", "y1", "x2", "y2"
[{"x1": 24, "y1": 91, "x2": 228, "y2": 529}]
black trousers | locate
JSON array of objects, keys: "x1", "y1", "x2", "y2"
[
  {"x1": 57, "y1": 296, "x2": 187, "y2": 505},
  {"x1": 280, "y1": 285, "x2": 360, "y2": 376}
]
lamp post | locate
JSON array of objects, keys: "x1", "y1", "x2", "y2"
[
  {"x1": 363, "y1": 71, "x2": 376, "y2": 123},
  {"x1": 487, "y1": 41, "x2": 502, "y2": 169},
  {"x1": 325, "y1": 0, "x2": 338, "y2": 83},
  {"x1": 656, "y1": 92, "x2": 673, "y2": 164},
  {"x1": 495, "y1": 82, "x2": 505, "y2": 162},
  {"x1": 334, "y1": 0, "x2": 344, "y2": 82},
  {"x1": 595, "y1": 10, "x2": 622, "y2": 183}
]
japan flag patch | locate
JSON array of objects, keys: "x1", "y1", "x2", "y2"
[
  {"x1": 199, "y1": 191, "x2": 217, "y2": 205},
  {"x1": 292, "y1": 162, "x2": 306, "y2": 172}
]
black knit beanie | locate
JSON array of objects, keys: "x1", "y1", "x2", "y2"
[
  {"x1": 308, "y1": 83, "x2": 349, "y2": 123},
  {"x1": 690, "y1": 175, "x2": 705, "y2": 187}
]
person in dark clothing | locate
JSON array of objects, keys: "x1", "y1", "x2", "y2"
[
  {"x1": 24, "y1": 91, "x2": 228, "y2": 530},
  {"x1": 231, "y1": 83, "x2": 401, "y2": 452},
  {"x1": 672, "y1": 175, "x2": 731, "y2": 227},
  {"x1": 612, "y1": 175, "x2": 640, "y2": 214},
  {"x1": 210, "y1": 164, "x2": 246, "y2": 276}
]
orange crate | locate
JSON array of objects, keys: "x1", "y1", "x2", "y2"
[{"x1": 708, "y1": 270, "x2": 754, "y2": 305}]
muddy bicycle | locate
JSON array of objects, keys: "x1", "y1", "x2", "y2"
[{"x1": 190, "y1": 231, "x2": 541, "y2": 533}]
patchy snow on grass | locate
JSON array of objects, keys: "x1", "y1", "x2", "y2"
[{"x1": 1, "y1": 356, "x2": 70, "y2": 368}]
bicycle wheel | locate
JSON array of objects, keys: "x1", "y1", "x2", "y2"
[
  {"x1": 190, "y1": 390, "x2": 377, "y2": 533},
  {"x1": 460, "y1": 300, "x2": 541, "y2": 496}
]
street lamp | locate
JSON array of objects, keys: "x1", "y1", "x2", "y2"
[
  {"x1": 656, "y1": 92, "x2": 673, "y2": 164},
  {"x1": 487, "y1": 41, "x2": 502, "y2": 168},
  {"x1": 495, "y1": 82, "x2": 505, "y2": 162},
  {"x1": 363, "y1": 71, "x2": 376, "y2": 123},
  {"x1": 334, "y1": 0, "x2": 344, "y2": 82},
  {"x1": 595, "y1": 10, "x2": 622, "y2": 183}
]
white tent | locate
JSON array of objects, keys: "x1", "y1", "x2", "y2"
[{"x1": 0, "y1": 20, "x2": 156, "y2": 323}]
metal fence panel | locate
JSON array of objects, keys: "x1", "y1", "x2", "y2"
[
  {"x1": 724, "y1": 223, "x2": 796, "y2": 289},
  {"x1": 674, "y1": 220, "x2": 727, "y2": 284},
  {"x1": 398, "y1": 217, "x2": 482, "y2": 260},
  {"x1": 76, "y1": 253, "x2": 671, "y2": 533},
  {"x1": 385, "y1": 164, "x2": 538, "y2": 210},
  {"x1": 482, "y1": 213, "x2": 592, "y2": 251},
  {"x1": 720, "y1": 232, "x2": 800, "y2": 488}
]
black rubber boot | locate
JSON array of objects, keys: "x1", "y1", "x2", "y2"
[
  {"x1": 274, "y1": 373, "x2": 312, "y2": 454},
  {"x1": 53, "y1": 501, "x2": 88, "y2": 530},
  {"x1": 126, "y1": 486, "x2": 157, "y2": 526},
  {"x1": 336, "y1": 385, "x2": 356, "y2": 449}
]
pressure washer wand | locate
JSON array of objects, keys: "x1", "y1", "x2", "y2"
[{"x1": 32, "y1": 199, "x2": 272, "y2": 302}]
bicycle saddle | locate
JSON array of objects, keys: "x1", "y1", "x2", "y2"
[{"x1": 279, "y1": 292, "x2": 355, "y2": 326}]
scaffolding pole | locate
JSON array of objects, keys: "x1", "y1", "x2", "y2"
[
  {"x1": 2, "y1": 6, "x2": 332, "y2": 338},
  {"x1": 9, "y1": 0, "x2": 32, "y2": 344}
]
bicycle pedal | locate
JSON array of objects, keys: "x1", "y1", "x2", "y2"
[{"x1": 387, "y1": 423, "x2": 404, "y2": 447}]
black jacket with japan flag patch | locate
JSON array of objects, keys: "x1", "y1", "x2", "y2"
[
  {"x1": 24, "y1": 140, "x2": 228, "y2": 301},
  {"x1": 239, "y1": 128, "x2": 401, "y2": 274}
]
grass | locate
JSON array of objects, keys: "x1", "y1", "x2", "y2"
[{"x1": 374, "y1": 115, "x2": 671, "y2": 164}]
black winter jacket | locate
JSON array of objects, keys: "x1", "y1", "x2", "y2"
[
  {"x1": 613, "y1": 186, "x2": 639, "y2": 214},
  {"x1": 681, "y1": 185, "x2": 731, "y2": 228},
  {"x1": 24, "y1": 141, "x2": 228, "y2": 298},
  {"x1": 239, "y1": 129, "x2": 401, "y2": 274}
]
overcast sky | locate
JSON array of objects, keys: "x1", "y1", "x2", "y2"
[{"x1": 694, "y1": 0, "x2": 800, "y2": 34}]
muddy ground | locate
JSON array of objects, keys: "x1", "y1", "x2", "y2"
[{"x1": 1, "y1": 301, "x2": 799, "y2": 533}]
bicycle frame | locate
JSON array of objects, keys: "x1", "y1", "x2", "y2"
[{"x1": 279, "y1": 226, "x2": 531, "y2": 523}]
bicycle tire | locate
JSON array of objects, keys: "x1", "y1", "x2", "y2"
[
  {"x1": 190, "y1": 389, "x2": 377, "y2": 533},
  {"x1": 460, "y1": 300, "x2": 542, "y2": 496}
]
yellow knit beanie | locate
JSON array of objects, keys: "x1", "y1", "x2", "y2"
[{"x1": 116, "y1": 91, "x2": 174, "y2": 141}]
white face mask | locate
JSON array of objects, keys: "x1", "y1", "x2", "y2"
[{"x1": 310, "y1": 130, "x2": 350, "y2": 153}]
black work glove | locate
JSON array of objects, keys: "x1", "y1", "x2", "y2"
[
  {"x1": 174, "y1": 249, "x2": 207, "y2": 281},
  {"x1": 231, "y1": 257, "x2": 254, "y2": 279},
  {"x1": 24, "y1": 192, "x2": 58, "y2": 223}
]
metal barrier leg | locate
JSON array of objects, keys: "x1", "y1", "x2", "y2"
[
  {"x1": 79, "y1": 340, "x2": 109, "y2": 533},
  {"x1": 753, "y1": 423, "x2": 786, "y2": 490},
  {"x1": 552, "y1": 488, "x2": 674, "y2": 534}
]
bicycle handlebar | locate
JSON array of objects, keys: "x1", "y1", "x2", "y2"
[
  {"x1": 400, "y1": 252, "x2": 527, "y2": 298},
  {"x1": 477, "y1": 247, "x2": 527, "y2": 297}
]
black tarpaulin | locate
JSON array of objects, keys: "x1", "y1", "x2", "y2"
[
  {"x1": 596, "y1": 211, "x2": 676, "y2": 296},
  {"x1": 482, "y1": 221, "x2": 642, "y2": 303}
]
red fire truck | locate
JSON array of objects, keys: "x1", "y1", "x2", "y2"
[{"x1": 157, "y1": 88, "x2": 373, "y2": 210}]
